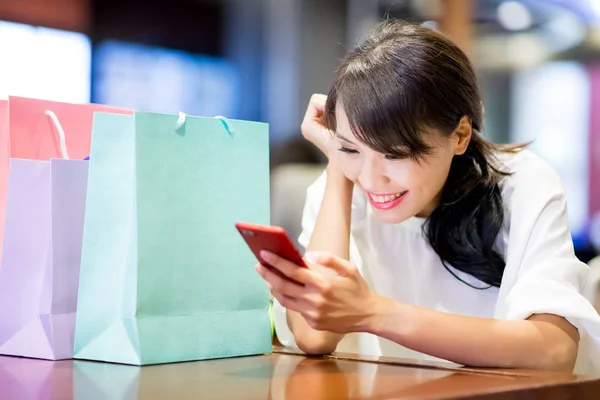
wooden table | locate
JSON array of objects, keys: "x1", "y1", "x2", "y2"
[{"x1": 0, "y1": 347, "x2": 599, "y2": 399}]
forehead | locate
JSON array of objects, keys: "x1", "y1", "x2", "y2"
[
  {"x1": 335, "y1": 103, "x2": 350, "y2": 125},
  {"x1": 334, "y1": 103, "x2": 445, "y2": 149},
  {"x1": 333, "y1": 104, "x2": 357, "y2": 140}
]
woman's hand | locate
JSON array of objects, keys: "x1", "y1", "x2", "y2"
[
  {"x1": 256, "y1": 250, "x2": 379, "y2": 334},
  {"x1": 301, "y1": 94, "x2": 336, "y2": 159}
]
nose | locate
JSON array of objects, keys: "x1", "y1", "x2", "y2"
[{"x1": 358, "y1": 155, "x2": 390, "y2": 190}]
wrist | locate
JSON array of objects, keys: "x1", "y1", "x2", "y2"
[
  {"x1": 365, "y1": 295, "x2": 415, "y2": 340},
  {"x1": 325, "y1": 165, "x2": 353, "y2": 189},
  {"x1": 362, "y1": 294, "x2": 389, "y2": 335}
]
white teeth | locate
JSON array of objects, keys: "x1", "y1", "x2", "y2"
[{"x1": 370, "y1": 192, "x2": 404, "y2": 203}]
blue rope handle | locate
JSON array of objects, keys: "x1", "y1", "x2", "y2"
[
  {"x1": 175, "y1": 112, "x2": 234, "y2": 137},
  {"x1": 213, "y1": 115, "x2": 235, "y2": 137}
]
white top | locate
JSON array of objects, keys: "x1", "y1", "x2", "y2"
[{"x1": 273, "y1": 150, "x2": 600, "y2": 374}]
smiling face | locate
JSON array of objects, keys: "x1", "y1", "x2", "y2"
[
  {"x1": 321, "y1": 21, "x2": 480, "y2": 224},
  {"x1": 317, "y1": 21, "x2": 514, "y2": 288},
  {"x1": 331, "y1": 105, "x2": 471, "y2": 223}
]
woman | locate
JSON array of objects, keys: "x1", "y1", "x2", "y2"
[{"x1": 256, "y1": 21, "x2": 600, "y2": 372}]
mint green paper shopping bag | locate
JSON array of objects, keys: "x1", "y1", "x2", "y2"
[{"x1": 73, "y1": 112, "x2": 272, "y2": 365}]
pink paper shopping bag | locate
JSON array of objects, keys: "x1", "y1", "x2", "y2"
[{"x1": 0, "y1": 96, "x2": 132, "y2": 260}]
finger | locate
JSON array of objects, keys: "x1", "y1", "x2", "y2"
[
  {"x1": 310, "y1": 94, "x2": 327, "y2": 119},
  {"x1": 271, "y1": 290, "x2": 306, "y2": 313},
  {"x1": 311, "y1": 93, "x2": 327, "y2": 103},
  {"x1": 300, "y1": 290, "x2": 326, "y2": 310},
  {"x1": 305, "y1": 251, "x2": 356, "y2": 276},
  {"x1": 303, "y1": 94, "x2": 327, "y2": 123},
  {"x1": 260, "y1": 250, "x2": 324, "y2": 287},
  {"x1": 256, "y1": 263, "x2": 306, "y2": 298},
  {"x1": 309, "y1": 93, "x2": 327, "y2": 110}
]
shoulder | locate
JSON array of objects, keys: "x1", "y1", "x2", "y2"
[
  {"x1": 492, "y1": 149, "x2": 571, "y2": 258},
  {"x1": 498, "y1": 149, "x2": 565, "y2": 211},
  {"x1": 499, "y1": 149, "x2": 563, "y2": 190}
]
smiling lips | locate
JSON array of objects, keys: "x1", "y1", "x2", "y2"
[{"x1": 368, "y1": 191, "x2": 408, "y2": 210}]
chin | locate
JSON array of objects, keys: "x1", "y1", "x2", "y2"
[{"x1": 371, "y1": 208, "x2": 413, "y2": 224}]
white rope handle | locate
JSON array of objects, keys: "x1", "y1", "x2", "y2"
[
  {"x1": 45, "y1": 110, "x2": 70, "y2": 159},
  {"x1": 175, "y1": 111, "x2": 187, "y2": 131}
]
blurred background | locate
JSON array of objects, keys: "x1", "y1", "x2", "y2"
[{"x1": 0, "y1": 0, "x2": 598, "y2": 261}]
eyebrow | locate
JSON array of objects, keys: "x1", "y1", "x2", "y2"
[{"x1": 334, "y1": 132, "x2": 355, "y2": 144}]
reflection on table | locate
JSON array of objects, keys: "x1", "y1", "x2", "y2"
[{"x1": 0, "y1": 348, "x2": 599, "y2": 399}]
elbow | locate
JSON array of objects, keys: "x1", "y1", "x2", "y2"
[
  {"x1": 295, "y1": 334, "x2": 338, "y2": 356},
  {"x1": 541, "y1": 342, "x2": 579, "y2": 372},
  {"x1": 526, "y1": 315, "x2": 580, "y2": 372}
]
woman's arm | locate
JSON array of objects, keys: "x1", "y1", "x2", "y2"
[
  {"x1": 261, "y1": 248, "x2": 580, "y2": 370},
  {"x1": 369, "y1": 296, "x2": 579, "y2": 371},
  {"x1": 284, "y1": 165, "x2": 354, "y2": 354}
]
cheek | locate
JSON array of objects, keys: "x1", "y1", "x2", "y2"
[
  {"x1": 385, "y1": 157, "x2": 450, "y2": 192},
  {"x1": 414, "y1": 156, "x2": 453, "y2": 193},
  {"x1": 383, "y1": 162, "x2": 412, "y2": 184}
]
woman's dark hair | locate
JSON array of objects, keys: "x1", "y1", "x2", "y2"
[{"x1": 323, "y1": 20, "x2": 523, "y2": 289}]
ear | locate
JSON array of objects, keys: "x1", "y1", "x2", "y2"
[{"x1": 452, "y1": 116, "x2": 472, "y2": 156}]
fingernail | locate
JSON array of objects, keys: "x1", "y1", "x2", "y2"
[{"x1": 260, "y1": 250, "x2": 272, "y2": 261}]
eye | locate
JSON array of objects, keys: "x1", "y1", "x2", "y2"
[
  {"x1": 384, "y1": 152, "x2": 411, "y2": 160},
  {"x1": 338, "y1": 146, "x2": 359, "y2": 155}
]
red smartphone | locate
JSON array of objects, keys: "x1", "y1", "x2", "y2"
[{"x1": 236, "y1": 222, "x2": 308, "y2": 268}]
